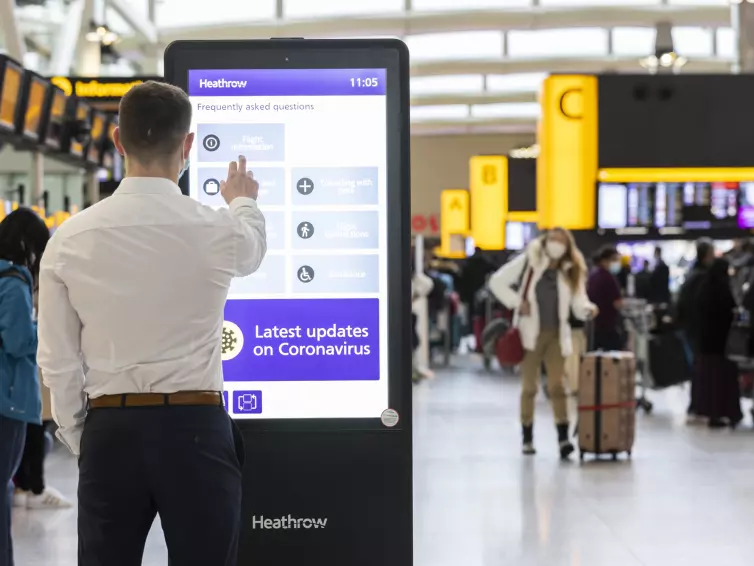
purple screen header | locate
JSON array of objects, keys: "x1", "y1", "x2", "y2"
[{"x1": 188, "y1": 69, "x2": 386, "y2": 96}]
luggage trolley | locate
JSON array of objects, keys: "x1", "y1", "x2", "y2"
[{"x1": 621, "y1": 298, "x2": 654, "y2": 414}]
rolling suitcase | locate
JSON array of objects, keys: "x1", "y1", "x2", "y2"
[{"x1": 578, "y1": 351, "x2": 636, "y2": 461}]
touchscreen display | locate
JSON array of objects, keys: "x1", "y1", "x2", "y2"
[
  {"x1": 188, "y1": 68, "x2": 387, "y2": 420},
  {"x1": 69, "y1": 102, "x2": 90, "y2": 157},
  {"x1": 23, "y1": 77, "x2": 46, "y2": 138},
  {"x1": 0, "y1": 64, "x2": 22, "y2": 130},
  {"x1": 87, "y1": 113, "x2": 106, "y2": 163}
]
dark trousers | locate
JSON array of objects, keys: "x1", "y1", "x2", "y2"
[
  {"x1": 0, "y1": 416, "x2": 26, "y2": 566},
  {"x1": 14, "y1": 423, "x2": 46, "y2": 494},
  {"x1": 78, "y1": 405, "x2": 244, "y2": 566},
  {"x1": 593, "y1": 327, "x2": 624, "y2": 351}
]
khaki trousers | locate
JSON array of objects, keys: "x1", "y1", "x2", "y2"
[
  {"x1": 564, "y1": 328, "x2": 586, "y2": 394},
  {"x1": 520, "y1": 328, "x2": 569, "y2": 426}
]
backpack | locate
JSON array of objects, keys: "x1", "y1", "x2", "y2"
[{"x1": 426, "y1": 275, "x2": 448, "y2": 315}]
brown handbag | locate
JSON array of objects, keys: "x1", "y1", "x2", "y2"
[{"x1": 495, "y1": 263, "x2": 534, "y2": 366}]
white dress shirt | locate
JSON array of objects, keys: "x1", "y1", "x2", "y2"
[{"x1": 37, "y1": 177, "x2": 266, "y2": 455}]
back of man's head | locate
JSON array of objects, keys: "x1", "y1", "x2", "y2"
[
  {"x1": 116, "y1": 81, "x2": 192, "y2": 169},
  {"x1": 696, "y1": 238, "x2": 714, "y2": 266}
]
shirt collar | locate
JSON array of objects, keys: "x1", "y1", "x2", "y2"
[{"x1": 114, "y1": 177, "x2": 182, "y2": 196}]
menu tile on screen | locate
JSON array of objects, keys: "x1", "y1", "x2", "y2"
[
  {"x1": 197, "y1": 123, "x2": 285, "y2": 162},
  {"x1": 291, "y1": 167, "x2": 379, "y2": 206},
  {"x1": 291, "y1": 211, "x2": 379, "y2": 250},
  {"x1": 197, "y1": 167, "x2": 285, "y2": 206},
  {"x1": 290, "y1": 254, "x2": 379, "y2": 294},
  {"x1": 229, "y1": 255, "x2": 286, "y2": 296}
]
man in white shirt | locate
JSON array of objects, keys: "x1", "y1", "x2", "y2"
[{"x1": 37, "y1": 81, "x2": 266, "y2": 566}]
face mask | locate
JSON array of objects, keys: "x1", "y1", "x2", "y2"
[
  {"x1": 609, "y1": 262, "x2": 621, "y2": 274},
  {"x1": 545, "y1": 241, "x2": 566, "y2": 260},
  {"x1": 178, "y1": 154, "x2": 190, "y2": 182}
]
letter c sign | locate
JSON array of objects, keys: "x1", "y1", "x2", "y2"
[{"x1": 559, "y1": 88, "x2": 583, "y2": 120}]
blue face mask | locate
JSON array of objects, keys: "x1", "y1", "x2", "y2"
[
  {"x1": 608, "y1": 262, "x2": 621, "y2": 274},
  {"x1": 178, "y1": 155, "x2": 190, "y2": 182}
]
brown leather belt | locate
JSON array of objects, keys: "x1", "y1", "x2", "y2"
[{"x1": 88, "y1": 391, "x2": 223, "y2": 409}]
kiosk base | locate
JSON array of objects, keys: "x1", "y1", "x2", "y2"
[{"x1": 238, "y1": 429, "x2": 412, "y2": 566}]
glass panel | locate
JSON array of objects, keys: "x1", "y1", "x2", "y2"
[
  {"x1": 540, "y1": 0, "x2": 655, "y2": 4},
  {"x1": 105, "y1": 6, "x2": 134, "y2": 36},
  {"x1": 470, "y1": 102, "x2": 540, "y2": 118},
  {"x1": 612, "y1": 27, "x2": 655, "y2": 56},
  {"x1": 672, "y1": 27, "x2": 713, "y2": 57},
  {"x1": 156, "y1": 0, "x2": 275, "y2": 28},
  {"x1": 717, "y1": 27, "x2": 735, "y2": 59},
  {"x1": 507, "y1": 28, "x2": 608, "y2": 58},
  {"x1": 411, "y1": 75, "x2": 485, "y2": 95},
  {"x1": 486, "y1": 73, "x2": 547, "y2": 92},
  {"x1": 667, "y1": 0, "x2": 727, "y2": 4},
  {"x1": 406, "y1": 31, "x2": 503, "y2": 61},
  {"x1": 284, "y1": 0, "x2": 403, "y2": 18},
  {"x1": 410, "y1": 105, "x2": 469, "y2": 121},
  {"x1": 412, "y1": 0, "x2": 530, "y2": 11}
]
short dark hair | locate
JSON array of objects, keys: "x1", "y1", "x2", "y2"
[
  {"x1": 696, "y1": 238, "x2": 714, "y2": 262},
  {"x1": 593, "y1": 245, "x2": 619, "y2": 264},
  {"x1": 0, "y1": 208, "x2": 49, "y2": 279},
  {"x1": 118, "y1": 81, "x2": 191, "y2": 163}
]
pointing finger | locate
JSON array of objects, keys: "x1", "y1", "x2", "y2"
[
  {"x1": 247, "y1": 170, "x2": 255, "y2": 180},
  {"x1": 238, "y1": 155, "x2": 247, "y2": 176},
  {"x1": 228, "y1": 160, "x2": 238, "y2": 176}
]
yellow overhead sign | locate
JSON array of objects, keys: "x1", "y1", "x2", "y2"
[
  {"x1": 470, "y1": 155, "x2": 507, "y2": 250},
  {"x1": 538, "y1": 74, "x2": 598, "y2": 230},
  {"x1": 439, "y1": 189, "x2": 470, "y2": 258},
  {"x1": 597, "y1": 168, "x2": 754, "y2": 183},
  {"x1": 50, "y1": 77, "x2": 145, "y2": 99}
]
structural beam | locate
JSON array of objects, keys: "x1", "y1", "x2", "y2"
[
  {"x1": 107, "y1": 0, "x2": 158, "y2": 44},
  {"x1": 51, "y1": 0, "x2": 85, "y2": 75},
  {"x1": 0, "y1": 0, "x2": 26, "y2": 60}
]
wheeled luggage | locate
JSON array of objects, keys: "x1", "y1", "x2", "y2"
[{"x1": 578, "y1": 351, "x2": 636, "y2": 460}]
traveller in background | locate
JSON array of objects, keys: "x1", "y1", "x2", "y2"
[
  {"x1": 695, "y1": 257, "x2": 743, "y2": 428},
  {"x1": 458, "y1": 247, "x2": 495, "y2": 332},
  {"x1": 634, "y1": 260, "x2": 652, "y2": 300},
  {"x1": 13, "y1": 373, "x2": 72, "y2": 509},
  {"x1": 38, "y1": 81, "x2": 266, "y2": 565},
  {"x1": 489, "y1": 228, "x2": 595, "y2": 459},
  {"x1": 587, "y1": 246, "x2": 624, "y2": 351},
  {"x1": 412, "y1": 255, "x2": 434, "y2": 381},
  {"x1": 616, "y1": 255, "x2": 631, "y2": 295},
  {"x1": 676, "y1": 238, "x2": 715, "y2": 422},
  {"x1": 649, "y1": 246, "x2": 671, "y2": 304},
  {"x1": 0, "y1": 208, "x2": 49, "y2": 566}
]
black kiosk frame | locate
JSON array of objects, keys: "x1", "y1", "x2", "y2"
[{"x1": 164, "y1": 39, "x2": 412, "y2": 566}]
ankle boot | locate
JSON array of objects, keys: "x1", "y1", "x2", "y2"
[
  {"x1": 556, "y1": 423, "x2": 574, "y2": 459},
  {"x1": 522, "y1": 424, "x2": 536, "y2": 455}
]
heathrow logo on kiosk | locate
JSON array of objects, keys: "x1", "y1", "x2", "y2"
[
  {"x1": 199, "y1": 78, "x2": 248, "y2": 89},
  {"x1": 252, "y1": 515, "x2": 328, "y2": 530}
]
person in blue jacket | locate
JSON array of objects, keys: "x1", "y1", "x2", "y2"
[{"x1": 0, "y1": 208, "x2": 49, "y2": 566}]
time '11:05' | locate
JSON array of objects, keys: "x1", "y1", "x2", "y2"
[{"x1": 350, "y1": 78, "x2": 379, "y2": 87}]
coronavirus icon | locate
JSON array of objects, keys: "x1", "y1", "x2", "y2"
[{"x1": 221, "y1": 321, "x2": 244, "y2": 361}]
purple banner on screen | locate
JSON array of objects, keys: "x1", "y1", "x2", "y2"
[
  {"x1": 188, "y1": 69, "x2": 386, "y2": 97},
  {"x1": 223, "y1": 298, "x2": 380, "y2": 381},
  {"x1": 739, "y1": 206, "x2": 754, "y2": 229}
]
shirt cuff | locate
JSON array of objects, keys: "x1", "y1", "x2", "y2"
[
  {"x1": 229, "y1": 197, "x2": 259, "y2": 212},
  {"x1": 56, "y1": 423, "x2": 84, "y2": 457}
]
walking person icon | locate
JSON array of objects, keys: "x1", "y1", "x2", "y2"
[
  {"x1": 296, "y1": 178, "x2": 314, "y2": 196},
  {"x1": 297, "y1": 222, "x2": 314, "y2": 239},
  {"x1": 297, "y1": 265, "x2": 314, "y2": 283}
]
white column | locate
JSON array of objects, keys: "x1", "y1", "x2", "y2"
[
  {"x1": 75, "y1": 0, "x2": 103, "y2": 76},
  {"x1": 30, "y1": 153, "x2": 45, "y2": 209},
  {"x1": 85, "y1": 171, "x2": 100, "y2": 207},
  {"x1": 0, "y1": 0, "x2": 25, "y2": 60},
  {"x1": 733, "y1": 1, "x2": 754, "y2": 73}
]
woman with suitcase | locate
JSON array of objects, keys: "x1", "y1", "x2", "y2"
[{"x1": 488, "y1": 228, "x2": 596, "y2": 458}]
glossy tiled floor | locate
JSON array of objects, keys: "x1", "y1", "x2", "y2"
[{"x1": 13, "y1": 356, "x2": 754, "y2": 565}]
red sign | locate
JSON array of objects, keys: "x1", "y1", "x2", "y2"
[{"x1": 411, "y1": 213, "x2": 440, "y2": 234}]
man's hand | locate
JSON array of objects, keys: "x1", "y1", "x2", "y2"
[{"x1": 221, "y1": 155, "x2": 259, "y2": 204}]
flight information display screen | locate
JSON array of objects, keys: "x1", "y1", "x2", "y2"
[
  {"x1": 187, "y1": 69, "x2": 387, "y2": 420},
  {"x1": 45, "y1": 90, "x2": 66, "y2": 149},
  {"x1": 23, "y1": 77, "x2": 47, "y2": 139},
  {"x1": 0, "y1": 64, "x2": 22, "y2": 131},
  {"x1": 598, "y1": 181, "x2": 747, "y2": 231}
]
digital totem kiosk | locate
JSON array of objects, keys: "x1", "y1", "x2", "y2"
[{"x1": 164, "y1": 39, "x2": 413, "y2": 566}]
